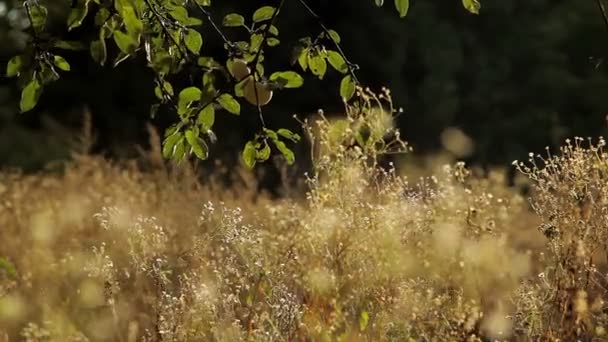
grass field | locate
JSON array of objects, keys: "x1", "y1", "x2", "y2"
[{"x1": 1, "y1": 91, "x2": 608, "y2": 341}]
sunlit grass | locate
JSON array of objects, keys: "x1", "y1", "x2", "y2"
[{"x1": 0, "y1": 89, "x2": 606, "y2": 341}]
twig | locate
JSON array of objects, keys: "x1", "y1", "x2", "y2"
[
  {"x1": 295, "y1": 0, "x2": 360, "y2": 84},
  {"x1": 596, "y1": 0, "x2": 608, "y2": 34},
  {"x1": 23, "y1": 0, "x2": 40, "y2": 39},
  {"x1": 144, "y1": 0, "x2": 189, "y2": 60},
  {"x1": 193, "y1": 2, "x2": 244, "y2": 55},
  {"x1": 252, "y1": 0, "x2": 285, "y2": 66},
  {"x1": 251, "y1": 0, "x2": 286, "y2": 129},
  {"x1": 23, "y1": 1, "x2": 61, "y2": 79}
]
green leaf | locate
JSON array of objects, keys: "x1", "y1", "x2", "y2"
[
  {"x1": 150, "y1": 50, "x2": 174, "y2": 74},
  {"x1": 29, "y1": 4, "x2": 48, "y2": 32},
  {"x1": 242, "y1": 141, "x2": 257, "y2": 169},
  {"x1": 217, "y1": 94, "x2": 240, "y2": 115},
  {"x1": 185, "y1": 129, "x2": 208, "y2": 159},
  {"x1": 255, "y1": 62, "x2": 265, "y2": 77},
  {"x1": 462, "y1": 0, "x2": 481, "y2": 14},
  {"x1": 234, "y1": 77, "x2": 248, "y2": 97},
  {"x1": 122, "y1": 5, "x2": 143, "y2": 36},
  {"x1": 162, "y1": 132, "x2": 183, "y2": 158},
  {"x1": 253, "y1": 6, "x2": 276, "y2": 23},
  {"x1": 168, "y1": 6, "x2": 189, "y2": 21},
  {"x1": 67, "y1": 0, "x2": 90, "y2": 31},
  {"x1": 165, "y1": 124, "x2": 181, "y2": 137},
  {"x1": 274, "y1": 140, "x2": 295, "y2": 165},
  {"x1": 327, "y1": 29, "x2": 341, "y2": 44},
  {"x1": 269, "y1": 71, "x2": 304, "y2": 89},
  {"x1": 250, "y1": 33, "x2": 264, "y2": 52},
  {"x1": 90, "y1": 39, "x2": 107, "y2": 65},
  {"x1": 201, "y1": 72, "x2": 217, "y2": 100},
  {"x1": 267, "y1": 38, "x2": 280, "y2": 47},
  {"x1": 169, "y1": 7, "x2": 202, "y2": 26},
  {"x1": 256, "y1": 143, "x2": 271, "y2": 161},
  {"x1": 38, "y1": 64, "x2": 59, "y2": 83},
  {"x1": 6, "y1": 55, "x2": 23, "y2": 77},
  {"x1": 94, "y1": 8, "x2": 111, "y2": 26},
  {"x1": 197, "y1": 105, "x2": 215, "y2": 129},
  {"x1": 184, "y1": 29, "x2": 203, "y2": 54},
  {"x1": 20, "y1": 78, "x2": 42, "y2": 113},
  {"x1": 113, "y1": 30, "x2": 138, "y2": 54},
  {"x1": 326, "y1": 51, "x2": 348, "y2": 74},
  {"x1": 53, "y1": 56, "x2": 71, "y2": 71},
  {"x1": 178, "y1": 87, "x2": 202, "y2": 114},
  {"x1": 277, "y1": 128, "x2": 301, "y2": 142},
  {"x1": 375, "y1": 0, "x2": 384, "y2": 6},
  {"x1": 53, "y1": 40, "x2": 86, "y2": 50},
  {"x1": 154, "y1": 81, "x2": 174, "y2": 100},
  {"x1": 198, "y1": 57, "x2": 221, "y2": 69},
  {"x1": 173, "y1": 138, "x2": 187, "y2": 161},
  {"x1": 162, "y1": 81, "x2": 174, "y2": 96},
  {"x1": 264, "y1": 24, "x2": 279, "y2": 36},
  {"x1": 394, "y1": 0, "x2": 410, "y2": 17},
  {"x1": 340, "y1": 75, "x2": 356, "y2": 102},
  {"x1": 99, "y1": 24, "x2": 113, "y2": 39},
  {"x1": 308, "y1": 54, "x2": 327, "y2": 80},
  {"x1": 259, "y1": 24, "x2": 279, "y2": 36},
  {"x1": 297, "y1": 48, "x2": 309, "y2": 71},
  {"x1": 223, "y1": 13, "x2": 245, "y2": 27},
  {"x1": 264, "y1": 128, "x2": 279, "y2": 140}
]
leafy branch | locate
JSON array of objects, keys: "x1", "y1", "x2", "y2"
[
  {"x1": 143, "y1": 0, "x2": 189, "y2": 60},
  {"x1": 296, "y1": 0, "x2": 360, "y2": 85},
  {"x1": 251, "y1": 0, "x2": 286, "y2": 129},
  {"x1": 5, "y1": 0, "x2": 483, "y2": 168},
  {"x1": 194, "y1": 2, "x2": 244, "y2": 56}
]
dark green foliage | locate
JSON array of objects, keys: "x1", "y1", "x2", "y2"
[{"x1": 4, "y1": 0, "x2": 479, "y2": 169}]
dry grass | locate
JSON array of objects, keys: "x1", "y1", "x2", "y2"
[{"x1": 0, "y1": 88, "x2": 605, "y2": 341}]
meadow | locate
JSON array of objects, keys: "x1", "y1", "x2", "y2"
[{"x1": 1, "y1": 89, "x2": 607, "y2": 341}]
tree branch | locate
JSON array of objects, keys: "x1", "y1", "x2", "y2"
[
  {"x1": 596, "y1": 0, "x2": 608, "y2": 34},
  {"x1": 193, "y1": 2, "x2": 245, "y2": 55},
  {"x1": 144, "y1": 0, "x2": 189, "y2": 60},
  {"x1": 251, "y1": 0, "x2": 286, "y2": 129},
  {"x1": 295, "y1": 0, "x2": 360, "y2": 84}
]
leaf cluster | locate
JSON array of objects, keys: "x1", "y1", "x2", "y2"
[{"x1": 5, "y1": 0, "x2": 480, "y2": 167}]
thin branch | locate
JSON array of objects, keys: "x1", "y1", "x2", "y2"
[
  {"x1": 251, "y1": 0, "x2": 286, "y2": 129},
  {"x1": 144, "y1": 0, "x2": 189, "y2": 60},
  {"x1": 23, "y1": 1, "x2": 61, "y2": 79},
  {"x1": 23, "y1": 1, "x2": 40, "y2": 39},
  {"x1": 155, "y1": 75, "x2": 179, "y2": 108},
  {"x1": 193, "y1": 2, "x2": 244, "y2": 55},
  {"x1": 23, "y1": 0, "x2": 45, "y2": 54},
  {"x1": 596, "y1": 0, "x2": 608, "y2": 34},
  {"x1": 295, "y1": 0, "x2": 360, "y2": 84},
  {"x1": 253, "y1": 0, "x2": 285, "y2": 64}
]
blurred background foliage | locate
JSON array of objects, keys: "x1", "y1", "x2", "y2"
[{"x1": 1, "y1": 0, "x2": 608, "y2": 175}]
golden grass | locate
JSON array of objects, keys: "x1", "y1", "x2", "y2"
[{"x1": 0, "y1": 89, "x2": 605, "y2": 341}]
